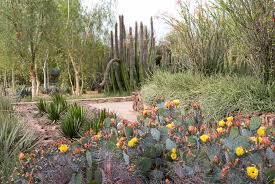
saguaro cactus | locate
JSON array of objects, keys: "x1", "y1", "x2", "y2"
[{"x1": 101, "y1": 15, "x2": 156, "y2": 93}]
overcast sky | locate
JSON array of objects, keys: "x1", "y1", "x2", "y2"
[{"x1": 82, "y1": 0, "x2": 179, "y2": 40}]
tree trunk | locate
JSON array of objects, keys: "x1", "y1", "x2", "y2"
[
  {"x1": 69, "y1": 52, "x2": 81, "y2": 96},
  {"x1": 43, "y1": 49, "x2": 49, "y2": 92},
  {"x1": 29, "y1": 64, "x2": 37, "y2": 98},
  {"x1": 35, "y1": 62, "x2": 40, "y2": 96}
]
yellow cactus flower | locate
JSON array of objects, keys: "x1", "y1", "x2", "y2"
[
  {"x1": 216, "y1": 127, "x2": 224, "y2": 134},
  {"x1": 257, "y1": 127, "x2": 265, "y2": 137},
  {"x1": 127, "y1": 140, "x2": 136, "y2": 148},
  {"x1": 131, "y1": 137, "x2": 139, "y2": 144},
  {"x1": 226, "y1": 116, "x2": 233, "y2": 122},
  {"x1": 247, "y1": 166, "x2": 259, "y2": 180},
  {"x1": 235, "y1": 146, "x2": 245, "y2": 157},
  {"x1": 218, "y1": 120, "x2": 226, "y2": 127},
  {"x1": 226, "y1": 120, "x2": 233, "y2": 127},
  {"x1": 200, "y1": 134, "x2": 209, "y2": 143},
  {"x1": 128, "y1": 137, "x2": 139, "y2": 148},
  {"x1": 58, "y1": 144, "x2": 69, "y2": 153},
  {"x1": 173, "y1": 99, "x2": 180, "y2": 106},
  {"x1": 166, "y1": 122, "x2": 175, "y2": 129},
  {"x1": 171, "y1": 148, "x2": 176, "y2": 153},
  {"x1": 171, "y1": 152, "x2": 177, "y2": 160}
]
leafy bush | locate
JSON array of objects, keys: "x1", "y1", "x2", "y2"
[
  {"x1": 36, "y1": 99, "x2": 47, "y2": 114},
  {"x1": 60, "y1": 104, "x2": 86, "y2": 138},
  {"x1": 0, "y1": 98, "x2": 37, "y2": 183},
  {"x1": 141, "y1": 71, "x2": 275, "y2": 121}
]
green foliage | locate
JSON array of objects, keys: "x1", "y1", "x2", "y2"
[
  {"x1": 60, "y1": 104, "x2": 86, "y2": 138},
  {"x1": 0, "y1": 97, "x2": 37, "y2": 183},
  {"x1": 141, "y1": 71, "x2": 275, "y2": 121},
  {"x1": 83, "y1": 109, "x2": 107, "y2": 134},
  {"x1": 45, "y1": 94, "x2": 68, "y2": 122},
  {"x1": 36, "y1": 99, "x2": 47, "y2": 114}
]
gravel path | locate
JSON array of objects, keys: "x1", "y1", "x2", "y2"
[{"x1": 86, "y1": 101, "x2": 138, "y2": 122}]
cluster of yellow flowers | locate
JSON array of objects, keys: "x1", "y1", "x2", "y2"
[
  {"x1": 216, "y1": 116, "x2": 234, "y2": 133},
  {"x1": 128, "y1": 137, "x2": 139, "y2": 148},
  {"x1": 165, "y1": 99, "x2": 180, "y2": 109},
  {"x1": 170, "y1": 148, "x2": 177, "y2": 160}
]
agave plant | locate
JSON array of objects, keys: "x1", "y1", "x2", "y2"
[
  {"x1": 0, "y1": 98, "x2": 37, "y2": 183},
  {"x1": 60, "y1": 104, "x2": 86, "y2": 138},
  {"x1": 84, "y1": 109, "x2": 107, "y2": 134},
  {"x1": 36, "y1": 99, "x2": 47, "y2": 114}
]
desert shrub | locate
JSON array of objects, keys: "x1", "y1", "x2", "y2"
[
  {"x1": 141, "y1": 71, "x2": 275, "y2": 121},
  {"x1": 51, "y1": 94, "x2": 68, "y2": 112},
  {"x1": 41, "y1": 94, "x2": 68, "y2": 122},
  {"x1": 60, "y1": 104, "x2": 86, "y2": 138},
  {"x1": 0, "y1": 96, "x2": 13, "y2": 112},
  {"x1": 83, "y1": 109, "x2": 108, "y2": 134},
  {"x1": 36, "y1": 99, "x2": 47, "y2": 114},
  {"x1": 0, "y1": 98, "x2": 37, "y2": 183}
]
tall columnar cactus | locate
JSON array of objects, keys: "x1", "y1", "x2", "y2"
[{"x1": 101, "y1": 15, "x2": 156, "y2": 93}]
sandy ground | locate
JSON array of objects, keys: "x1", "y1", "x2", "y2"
[
  {"x1": 87, "y1": 101, "x2": 138, "y2": 122},
  {"x1": 14, "y1": 101, "x2": 138, "y2": 145}
]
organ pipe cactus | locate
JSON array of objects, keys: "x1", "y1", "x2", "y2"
[{"x1": 100, "y1": 15, "x2": 156, "y2": 93}]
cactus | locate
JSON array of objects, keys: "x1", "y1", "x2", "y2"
[{"x1": 101, "y1": 15, "x2": 156, "y2": 93}]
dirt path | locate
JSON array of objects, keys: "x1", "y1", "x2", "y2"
[
  {"x1": 15, "y1": 100, "x2": 139, "y2": 145},
  {"x1": 83, "y1": 101, "x2": 138, "y2": 122}
]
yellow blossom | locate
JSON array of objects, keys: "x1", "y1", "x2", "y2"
[
  {"x1": 171, "y1": 152, "x2": 177, "y2": 160},
  {"x1": 226, "y1": 120, "x2": 233, "y2": 127},
  {"x1": 166, "y1": 122, "x2": 175, "y2": 129},
  {"x1": 200, "y1": 134, "x2": 209, "y2": 143},
  {"x1": 173, "y1": 99, "x2": 180, "y2": 106},
  {"x1": 218, "y1": 120, "x2": 226, "y2": 127},
  {"x1": 257, "y1": 127, "x2": 265, "y2": 137},
  {"x1": 58, "y1": 144, "x2": 69, "y2": 153},
  {"x1": 235, "y1": 146, "x2": 245, "y2": 157},
  {"x1": 216, "y1": 127, "x2": 224, "y2": 134},
  {"x1": 131, "y1": 137, "x2": 139, "y2": 144},
  {"x1": 128, "y1": 140, "x2": 136, "y2": 148},
  {"x1": 171, "y1": 148, "x2": 176, "y2": 153},
  {"x1": 247, "y1": 166, "x2": 259, "y2": 180},
  {"x1": 226, "y1": 116, "x2": 233, "y2": 122}
]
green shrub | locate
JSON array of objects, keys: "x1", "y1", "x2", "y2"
[
  {"x1": 0, "y1": 98, "x2": 37, "y2": 183},
  {"x1": 45, "y1": 94, "x2": 68, "y2": 122},
  {"x1": 60, "y1": 104, "x2": 86, "y2": 138},
  {"x1": 141, "y1": 71, "x2": 275, "y2": 121},
  {"x1": 36, "y1": 99, "x2": 47, "y2": 114},
  {"x1": 83, "y1": 109, "x2": 107, "y2": 134},
  {"x1": 0, "y1": 96, "x2": 12, "y2": 112},
  {"x1": 51, "y1": 94, "x2": 68, "y2": 113}
]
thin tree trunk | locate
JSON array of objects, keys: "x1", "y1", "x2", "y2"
[
  {"x1": 35, "y1": 62, "x2": 40, "y2": 96},
  {"x1": 69, "y1": 52, "x2": 81, "y2": 96},
  {"x1": 67, "y1": 62, "x2": 75, "y2": 95},
  {"x1": 29, "y1": 64, "x2": 37, "y2": 98},
  {"x1": 43, "y1": 49, "x2": 49, "y2": 92}
]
